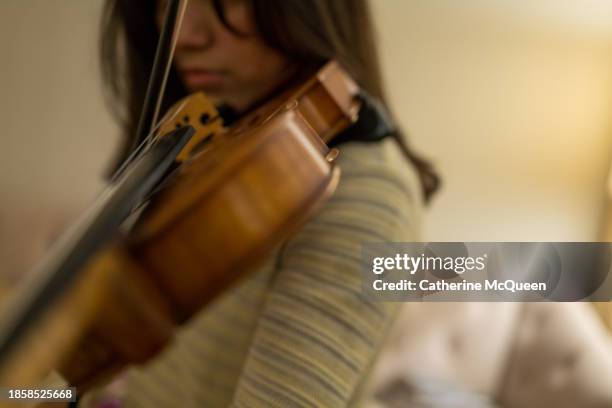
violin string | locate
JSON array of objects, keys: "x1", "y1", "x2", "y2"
[
  {"x1": 146, "y1": 99, "x2": 190, "y2": 149},
  {"x1": 110, "y1": 110, "x2": 172, "y2": 182},
  {"x1": 111, "y1": 71, "x2": 194, "y2": 183}
]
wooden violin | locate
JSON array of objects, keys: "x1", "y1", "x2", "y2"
[
  {"x1": 0, "y1": 0, "x2": 379, "y2": 396},
  {"x1": 0, "y1": 56, "x2": 360, "y2": 397}
]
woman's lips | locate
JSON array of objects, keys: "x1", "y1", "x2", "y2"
[{"x1": 180, "y1": 69, "x2": 226, "y2": 89}]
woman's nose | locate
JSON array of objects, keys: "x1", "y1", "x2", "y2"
[{"x1": 176, "y1": 3, "x2": 214, "y2": 49}]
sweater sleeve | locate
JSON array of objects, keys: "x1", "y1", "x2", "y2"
[{"x1": 230, "y1": 139, "x2": 423, "y2": 407}]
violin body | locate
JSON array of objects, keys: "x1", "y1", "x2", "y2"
[{"x1": 35, "y1": 61, "x2": 361, "y2": 390}]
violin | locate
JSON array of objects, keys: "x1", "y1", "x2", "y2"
[
  {"x1": 63, "y1": 61, "x2": 359, "y2": 390},
  {"x1": 0, "y1": 0, "x2": 363, "y2": 393}
]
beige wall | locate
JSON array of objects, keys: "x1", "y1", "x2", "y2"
[
  {"x1": 372, "y1": 0, "x2": 612, "y2": 241},
  {"x1": 0, "y1": 1, "x2": 117, "y2": 278},
  {"x1": 2, "y1": 1, "x2": 612, "y2": 277},
  {"x1": 1, "y1": 1, "x2": 118, "y2": 207}
]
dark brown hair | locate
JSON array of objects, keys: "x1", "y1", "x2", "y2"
[{"x1": 100, "y1": 0, "x2": 439, "y2": 202}]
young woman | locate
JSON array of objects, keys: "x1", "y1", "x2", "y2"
[{"x1": 90, "y1": 0, "x2": 439, "y2": 406}]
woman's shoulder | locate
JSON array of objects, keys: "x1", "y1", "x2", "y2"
[
  {"x1": 292, "y1": 137, "x2": 424, "y2": 246},
  {"x1": 333, "y1": 137, "x2": 424, "y2": 235},
  {"x1": 335, "y1": 137, "x2": 423, "y2": 200}
]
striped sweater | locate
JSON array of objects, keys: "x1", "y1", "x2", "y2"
[{"x1": 82, "y1": 137, "x2": 423, "y2": 407}]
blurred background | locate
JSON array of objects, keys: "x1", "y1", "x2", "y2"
[
  {"x1": 375, "y1": 0, "x2": 612, "y2": 243},
  {"x1": 0, "y1": 1, "x2": 611, "y2": 406}
]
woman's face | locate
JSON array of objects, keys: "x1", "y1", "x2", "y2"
[{"x1": 157, "y1": 0, "x2": 295, "y2": 112}]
